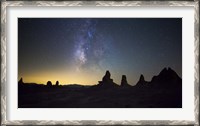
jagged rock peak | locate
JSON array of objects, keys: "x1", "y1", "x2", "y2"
[
  {"x1": 18, "y1": 77, "x2": 24, "y2": 84},
  {"x1": 139, "y1": 74, "x2": 145, "y2": 82},
  {"x1": 136, "y1": 74, "x2": 147, "y2": 86},
  {"x1": 103, "y1": 70, "x2": 111, "y2": 82},
  {"x1": 150, "y1": 67, "x2": 182, "y2": 87},
  {"x1": 158, "y1": 67, "x2": 180, "y2": 77},
  {"x1": 121, "y1": 75, "x2": 130, "y2": 86},
  {"x1": 98, "y1": 70, "x2": 118, "y2": 87},
  {"x1": 159, "y1": 67, "x2": 167, "y2": 75}
]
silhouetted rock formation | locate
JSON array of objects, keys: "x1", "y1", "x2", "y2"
[
  {"x1": 55, "y1": 81, "x2": 59, "y2": 86},
  {"x1": 121, "y1": 75, "x2": 131, "y2": 87},
  {"x1": 150, "y1": 67, "x2": 182, "y2": 88},
  {"x1": 135, "y1": 67, "x2": 181, "y2": 88},
  {"x1": 18, "y1": 67, "x2": 182, "y2": 108},
  {"x1": 136, "y1": 74, "x2": 148, "y2": 86},
  {"x1": 47, "y1": 81, "x2": 52, "y2": 86},
  {"x1": 98, "y1": 70, "x2": 118, "y2": 87},
  {"x1": 18, "y1": 78, "x2": 24, "y2": 85}
]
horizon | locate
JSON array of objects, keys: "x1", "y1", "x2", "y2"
[
  {"x1": 19, "y1": 67, "x2": 181, "y2": 86},
  {"x1": 18, "y1": 18, "x2": 182, "y2": 85}
]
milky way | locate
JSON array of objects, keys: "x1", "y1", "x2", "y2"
[{"x1": 73, "y1": 19, "x2": 112, "y2": 72}]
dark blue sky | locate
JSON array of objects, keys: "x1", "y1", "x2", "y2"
[{"x1": 18, "y1": 18, "x2": 182, "y2": 85}]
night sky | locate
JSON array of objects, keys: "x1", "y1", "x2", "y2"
[{"x1": 18, "y1": 18, "x2": 182, "y2": 85}]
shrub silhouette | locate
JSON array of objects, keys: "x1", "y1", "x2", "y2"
[
  {"x1": 56, "y1": 81, "x2": 59, "y2": 86},
  {"x1": 47, "y1": 81, "x2": 52, "y2": 86}
]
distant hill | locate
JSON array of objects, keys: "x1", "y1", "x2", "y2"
[
  {"x1": 150, "y1": 67, "x2": 182, "y2": 88},
  {"x1": 136, "y1": 67, "x2": 181, "y2": 88},
  {"x1": 62, "y1": 84, "x2": 92, "y2": 88}
]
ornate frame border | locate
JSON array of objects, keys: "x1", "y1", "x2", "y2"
[{"x1": 1, "y1": 1, "x2": 199, "y2": 125}]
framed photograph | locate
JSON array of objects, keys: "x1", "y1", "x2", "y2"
[{"x1": 1, "y1": 1, "x2": 199, "y2": 125}]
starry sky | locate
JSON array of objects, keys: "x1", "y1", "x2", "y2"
[{"x1": 18, "y1": 18, "x2": 182, "y2": 85}]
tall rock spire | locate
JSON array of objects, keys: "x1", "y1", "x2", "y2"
[
  {"x1": 98, "y1": 70, "x2": 118, "y2": 87},
  {"x1": 121, "y1": 75, "x2": 131, "y2": 87},
  {"x1": 136, "y1": 74, "x2": 147, "y2": 86}
]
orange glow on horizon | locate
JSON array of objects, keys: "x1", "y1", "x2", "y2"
[{"x1": 18, "y1": 70, "x2": 104, "y2": 85}]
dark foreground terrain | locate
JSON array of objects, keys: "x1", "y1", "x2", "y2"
[
  {"x1": 18, "y1": 84, "x2": 181, "y2": 108},
  {"x1": 18, "y1": 67, "x2": 182, "y2": 108}
]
